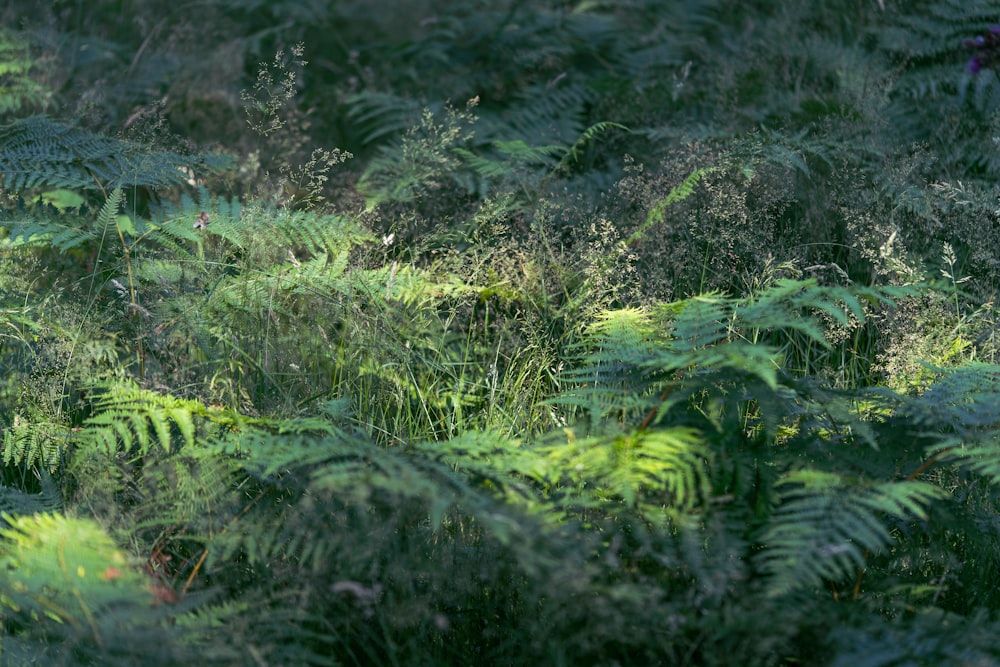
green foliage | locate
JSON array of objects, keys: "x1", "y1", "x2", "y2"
[
  {"x1": 0, "y1": 29, "x2": 52, "y2": 117},
  {"x1": 0, "y1": 116, "x2": 231, "y2": 193},
  {"x1": 0, "y1": 512, "x2": 153, "y2": 619},
  {"x1": 3, "y1": 417, "x2": 67, "y2": 471},
  {"x1": 0, "y1": 513, "x2": 181, "y2": 665},
  {"x1": 6, "y1": 1, "x2": 1000, "y2": 665},
  {"x1": 625, "y1": 164, "x2": 718, "y2": 246},
  {"x1": 759, "y1": 470, "x2": 943, "y2": 597},
  {"x1": 879, "y1": 0, "x2": 1000, "y2": 177},
  {"x1": 884, "y1": 362, "x2": 1000, "y2": 482},
  {"x1": 357, "y1": 100, "x2": 481, "y2": 209}
]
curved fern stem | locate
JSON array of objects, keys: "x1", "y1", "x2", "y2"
[
  {"x1": 904, "y1": 445, "x2": 958, "y2": 481},
  {"x1": 637, "y1": 382, "x2": 675, "y2": 431}
]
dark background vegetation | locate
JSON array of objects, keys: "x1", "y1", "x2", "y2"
[{"x1": 3, "y1": 0, "x2": 1000, "y2": 664}]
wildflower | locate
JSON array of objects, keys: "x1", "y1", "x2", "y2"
[{"x1": 965, "y1": 26, "x2": 1000, "y2": 75}]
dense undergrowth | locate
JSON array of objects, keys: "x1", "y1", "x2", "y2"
[{"x1": 3, "y1": 1, "x2": 1000, "y2": 665}]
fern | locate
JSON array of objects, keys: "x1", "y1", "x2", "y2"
[
  {"x1": 879, "y1": 362, "x2": 1000, "y2": 483},
  {"x1": 78, "y1": 382, "x2": 221, "y2": 456},
  {"x1": 555, "y1": 307, "x2": 662, "y2": 428},
  {"x1": 0, "y1": 511, "x2": 217, "y2": 665},
  {"x1": 625, "y1": 164, "x2": 718, "y2": 248},
  {"x1": 536, "y1": 426, "x2": 711, "y2": 520},
  {"x1": 554, "y1": 120, "x2": 630, "y2": 174},
  {"x1": 876, "y1": 0, "x2": 1000, "y2": 176},
  {"x1": 8, "y1": 2, "x2": 1000, "y2": 663},
  {"x1": 357, "y1": 102, "x2": 479, "y2": 209},
  {"x1": 556, "y1": 280, "x2": 904, "y2": 431},
  {"x1": 345, "y1": 91, "x2": 422, "y2": 146},
  {"x1": 2, "y1": 416, "x2": 68, "y2": 470},
  {"x1": 0, "y1": 29, "x2": 52, "y2": 116},
  {"x1": 0, "y1": 115, "x2": 231, "y2": 192},
  {"x1": 758, "y1": 470, "x2": 943, "y2": 597},
  {"x1": 0, "y1": 470, "x2": 62, "y2": 516},
  {"x1": 0, "y1": 511, "x2": 154, "y2": 615}
]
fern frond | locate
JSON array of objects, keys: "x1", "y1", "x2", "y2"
[
  {"x1": 5, "y1": 206, "x2": 96, "y2": 251},
  {"x1": 0, "y1": 29, "x2": 52, "y2": 115},
  {"x1": 555, "y1": 121, "x2": 629, "y2": 174},
  {"x1": 534, "y1": 426, "x2": 710, "y2": 516},
  {"x1": 626, "y1": 165, "x2": 718, "y2": 247},
  {"x1": 2, "y1": 416, "x2": 68, "y2": 470},
  {"x1": 556, "y1": 307, "x2": 662, "y2": 426},
  {"x1": 884, "y1": 362, "x2": 1000, "y2": 483},
  {"x1": 875, "y1": 0, "x2": 1000, "y2": 174},
  {"x1": 93, "y1": 185, "x2": 125, "y2": 243},
  {"x1": 79, "y1": 383, "x2": 221, "y2": 455},
  {"x1": 345, "y1": 91, "x2": 422, "y2": 145},
  {"x1": 758, "y1": 470, "x2": 943, "y2": 597},
  {"x1": 486, "y1": 80, "x2": 592, "y2": 146},
  {"x1": 881, "y1": 0, "x2": 998, "y2": 64},
  {"x1": 0, "y1": 115, "x2": 231, "y2": 192},
  {"x1": 240, "y1": 209, "x2": 373, "y2": 259},
  {"x1": 205, "y1": 417, "x2": 550, "y2": 579},
  {"x1": 558, "y1": 280, "x2": 911, "y2": 443},
  {"x1": 0, "y1": 511, "x2": 215, "y2": 664},
  {"x1": 357, "y1": 103, "x2": 479, "y2": 209}
]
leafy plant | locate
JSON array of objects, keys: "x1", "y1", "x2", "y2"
[
  {"x1": 4, "y1": 1, "x2": 1000, "y2": 665},
  {"x1": 0, "y1": 115, "x2": 230, "y2": 194}
]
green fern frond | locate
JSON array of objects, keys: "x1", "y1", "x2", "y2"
[
  {"x1": 556, "y1": 307, "x2": 662, "y2": 425},
  {"x1": 0, "y1": 29, "x2": 52, "y2": 115},
  {"x1": 898, "y1": 362, "x2": 1000, "y2": 434},
  {"x1": 656, "y1": 292, "x2": 731, "y2": 351},
  {"x1": 555, "y1": 121, "x2": 629, "y2": 173},
  {"x1": 0, "y1": 115, "x2": 231, "y2": 192},
  {"x1": 206, "y1": 207, "x2": 369, "y2": 265},
  {"x1": 0, "y1": 511, "x2": 211, "y2": 665},
  {"x1": 884, "y1": 362, "x2": 1000, "y2": 483},
  {"x1": 874, "y1": 0, "x2": 1000, "y2": 173},
  {"x1": 345, "y1": 91, "x2": 422, "y2": 146},
  {"x1": 626, "y1": 165, "x2": 718, "y2": 247},
  {"x1": 881, "y1": 0, "x2": 997, "y2": 64},
  {"x1": 535, "y1": 426, "x2": 710, "y2": 516},
  {"x1": 6, "y1": 206, "x2": 96, "y2": 251},
  {"x1": 486, "y1": 80, "x2": 592, "y2": 146},
  {"x1": 79, "y1": 383, "x2": 218, "y2": 455},
  {"x1": 758, "y1": 470, "x2": 943, "y2": 597},
  {"x1": 558, "y1": 280, "x2": 911, "y2": 438},
  {"x1": 0, "y1": 471, "x2": 62, "y2": 515},
  {"x1": 93, "y1": 185, "x2": 125, "y2": 242},
  {"x1": 206, "y1": 419, "x2": 547, "y2": 576},
  {"x1": 2, "y1": 417, "x2": 68, "y2": 470},
  {"x1": 357, "y1": 103, "x2": 479, "y2": 209},
  {"x1": 736, "y1": 279, "x2": 890, "y2": 348},
  {"x1": 456, "y1": 139, "x2": 563, "y2": 180},
  {"x1": 5, "y1": 195, "x2": 145, "y2": 254},
  {"x1": 242, "y1": 209, "x2": 373, "y2": 259}
]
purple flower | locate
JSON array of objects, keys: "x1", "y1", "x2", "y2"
[{"x1": 964, "y1": 27, "x2": 1000, "y2": 75}]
